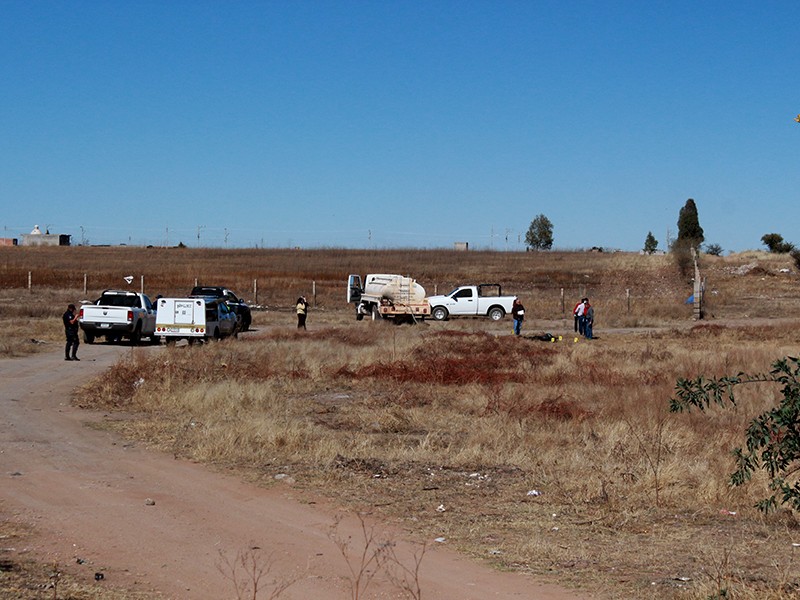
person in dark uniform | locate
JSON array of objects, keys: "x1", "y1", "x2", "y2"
[{"x1": 63, "y1": 303, "x2": 80, "y2": 361}]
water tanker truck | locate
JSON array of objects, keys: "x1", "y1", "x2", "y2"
[{"x1": 347, "y1": 274, "x2": 431, "y2": 322}]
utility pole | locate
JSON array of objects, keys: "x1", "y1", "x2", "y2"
[{"x1": 196, "y1": 225, "x2": 205, "y2": 246}]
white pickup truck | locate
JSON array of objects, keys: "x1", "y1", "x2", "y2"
[
  {"x1": 79, "y1": 290, "x2": 157, "y2": 344},
  {"x1": 427, "y1": 284, "x2": 516, "y2": 321}
]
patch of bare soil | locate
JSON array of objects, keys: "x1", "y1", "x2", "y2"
[{"x1": 0, "y1": 344, "x2": 588, "y2": 599}]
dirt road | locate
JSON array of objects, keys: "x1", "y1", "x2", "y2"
[{"x1": 0, "y1": 343, "x2": 590, "y2": 599}]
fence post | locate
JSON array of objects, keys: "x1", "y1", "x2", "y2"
[
  {"x1": 83, "y1": 273, "x2": 87, "y2": 295},
  {"x1": 312, "y1": 280, "x2": 316, "y2": 307},
  {"x1": 253, "y1": 278, "x2": 258, "y2": 305},
  {"x1": 28, "y1": 271, "x2": 31, "y2": 291},
  {"x1": 141, "y1": 275, "x2": 144, "y2": 295},
  {"x1": 626, "y1": 288, "x2": 631, "y2": 314},
  {"x1": 560, "y1": 288, "x2": 565, "y2": 314}
]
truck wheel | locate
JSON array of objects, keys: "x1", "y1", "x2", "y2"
[
  {"x1": 165, "y1": 338, "x2": 176, "y2": 347},
  {"x1": 131, "y1": 324, "x2": 142, "y2": 345},
  {"x1": 84, "y1": 331, "x2": 95, "y2": 344},
  {"x1": 371, "y1": 306, "x2": 382, "y2": 321},
  {"x1": 431, "y1": 306, "x2": 448, "y2": 321},
  {"x1": 488, "y1": 307, "x2": 505, "y2": 321},
  {"x1": 356, "y1": 312, "x2": 364, "y2": 321}
]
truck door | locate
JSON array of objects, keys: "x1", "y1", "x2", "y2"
[
  {"x1": 174, "y1": 300, "x2": 197, "y2": 325},
  {"x1": 347, "y1": 275, "x2": 363, "y2": 303},
  {"x1": 142, "y1": 295, "x2": 156, "y2": 333},
  {"x1": 450, "y1": 287, "x2": 477, "y2": 315}
]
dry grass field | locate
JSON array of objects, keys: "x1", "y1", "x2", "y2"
[{"x1": 2, "y1": 246, "x2": 800, "y2": 599}]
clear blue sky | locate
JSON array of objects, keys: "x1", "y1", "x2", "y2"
[{"x1": 1, "y1": 1, "x2": 797, "y2": 251}]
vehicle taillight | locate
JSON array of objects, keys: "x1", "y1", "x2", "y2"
[
  {"x1": 127, "y1": 310, "x2": 133, "y2": 321},
  {"x1": 79, "y1": 308, "x2": 84, "y2": 318}
]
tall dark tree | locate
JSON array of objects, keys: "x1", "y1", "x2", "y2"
[
  {"x1": 525, "y1": 214, "x2": 554, "y2": 251},
  {"x1": 676, "y1": 198, "x2": 704, "y2": 249},
  {"x1": 643, "y1": 231, "x2": 658, "y2": 254}
]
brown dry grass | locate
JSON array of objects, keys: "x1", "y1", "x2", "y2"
[
  {"x1": 4, "y1": 247, "x2": 800, "y2": 599},
  {"x1": 70, "y1": 319, "x2": 800, "y2": 599}
]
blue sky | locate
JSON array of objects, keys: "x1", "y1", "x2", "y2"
[{"x1": 1, "y1": 1, "x2": 797, "y2": 251}]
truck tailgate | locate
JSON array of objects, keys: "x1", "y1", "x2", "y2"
[{"x1": 81, "y1": 306, "x2": 131, "y2": 325}]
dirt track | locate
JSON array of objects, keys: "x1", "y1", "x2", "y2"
[{"x1": 0, "y1": 343, "x2": 590, "y2": 599}]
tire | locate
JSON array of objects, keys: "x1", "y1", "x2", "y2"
[
  {"x1": 131, "y1": 324, "x2": 142, "y2": 345},
  {"x1": 371, "y1": 306, "x2": 382, "y2": 321},
  {"x1": 488, "y1": 307, "x2": 505, "y2": 321},
  {"x1": 431, "y1": 306, "x2": 448, "y2": 321},
  {"x1": 213, "y1": 327, "x2": 221, "y2": 340},
  {"x1": 84, "y1": 331, "x2": 95, "y2": 344},
  {"x1": 241, "y1": 314, "x2": 251, "y2": 332},
  {"x1": 356, "y1": 312, "x2": 364, "y2": 321},
  {"x1": 165, "y1": 338, "x2": 176, "y2": 347}
]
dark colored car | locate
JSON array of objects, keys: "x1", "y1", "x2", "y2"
[{"x1": 189, "y1": 286, "x2": 252, "y2": 331}]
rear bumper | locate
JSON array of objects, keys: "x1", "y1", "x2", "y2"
[{"x1": 80, "y1": 322, "x2": 134, "y2": 334}]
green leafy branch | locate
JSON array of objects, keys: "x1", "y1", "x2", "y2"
[{"x1": 670, "y1": 357, "x2": 800, "y2": 512}]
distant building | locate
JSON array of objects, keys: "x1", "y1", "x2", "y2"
[
  {"x1": 0, "y1": 238, "x2": 18, "y2": 246},
  {"x1": 454, "y1": 242, "x2": 469, "y2": 251},
  {"x1": 20, "y1": 225, "x2": 71, "y2": 247}
]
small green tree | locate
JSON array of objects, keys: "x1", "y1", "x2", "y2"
[
  {"x1": 670, "y1": 357, "x2": 800, "y2": 512},
  {"x1": 643, "y1": 231, "x2": 658, "y2": 254},
  {"x1": 761, "y1": 233, "x2": 795, "y2": 254},
  {"x1": 525, "y1": 214, "x2": 554, "y2": 251}
]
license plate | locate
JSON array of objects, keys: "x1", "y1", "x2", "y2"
[
  {"x1": 99, "y1": 323, "x2": 110, "y2": 328},
  {"x1": 165, "y1": 327, "x2": 180, "y2": 333}
]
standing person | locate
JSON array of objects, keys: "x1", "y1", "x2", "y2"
[
  {"x1": 574, "y1": 298, "x2": 587, "y2": 336},
  {"x1": 296, "y1": 296, "x2": 309, "y2": 330},
  {"x1": 572, "y1": 298, "x2": 584, "y2": 333},
  {"x1": 63, "y1": 303, "x2": 80, "y2": 361},
  {"x1": 511, "y1": 298, "x2": 525, "y2": 336},
  {"x1": 584, "y1": 299, "x2": 594, "y2": 340}
]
